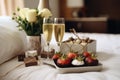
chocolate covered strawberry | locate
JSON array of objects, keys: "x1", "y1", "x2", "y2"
[
  {"x1": 52, "y1": 52, "x2": 61, "y2": 60},
  {"x1": 67, "y1": 52, "x2": 78, "y2": 59},
  {"x1": 56, "y1": 55, "x2": 71, "y2": 67},
  {"x1": 85, "y1": 56, "x2": 98, "y2": 66},
  {"x1": 83, "y1": 51, "x2": 91, "y2": 57}
]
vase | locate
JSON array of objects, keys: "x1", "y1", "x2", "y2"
[{"x1": 27, "y1": 35, "x2": 42, "y2": 55}]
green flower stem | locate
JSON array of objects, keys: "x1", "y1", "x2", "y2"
[{"x1": 31, "y1": 23, "x2": 33, "y2": 35}]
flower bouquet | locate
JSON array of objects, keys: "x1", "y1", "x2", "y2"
[{"x1": 12, "y1": 8, "x2": 52, "y2": 36}]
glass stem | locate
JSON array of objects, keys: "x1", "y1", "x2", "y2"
[
  {"x1": 57, "y1": 42, "x2": 60, "y2": 46},
  {"x1": 57, "y1": 42, "x2": 61, "y2": 52},
  {"x1": 47, "y1": 42, "x2": 50, "y2": 59}
]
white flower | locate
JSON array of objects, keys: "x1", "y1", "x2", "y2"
[
  {"x1": 26, "y1": 9, "x2": 37, "y2": 22},
  {"x1": 19, "y1": 8, "x2": 29, "y2": 19},
  {"x1": 39, "y1": 8, "x2": 52, "y2": 18}
]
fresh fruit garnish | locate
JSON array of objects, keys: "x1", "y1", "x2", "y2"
[
  {"x1": 83, "y1": 52, "x2": 91, "y2": 57},
  {"x1": 67, "y1": 52, "x2": 78, "y2": 59}
]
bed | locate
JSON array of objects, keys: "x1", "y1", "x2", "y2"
[{"x1": 0, "y1": 16, "x2": 120, "y2": 80}]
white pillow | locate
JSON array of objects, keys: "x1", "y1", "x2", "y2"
[{"x1": 0, "y1": 16, "x2": 27, "y2": 64}]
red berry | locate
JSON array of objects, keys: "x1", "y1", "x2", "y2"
[
  {"x1": 57, "y1": 56, "x2": 71, "y2": 67},
  {"x1": 52, "y1": 53, "x2": 61, "y2": 60},
  {"x1": 56, "y1": 54, "x2": 71, "y2": 67},
  {"x1": 85, "y1": 56, "x2": 98, "y2": 66},
  {"x1": 85, "y1": 57, "x2": 93, "y2": 63},
  {"x1": 83, "y1": 52, "x2": 91, "y2": 57},
  {"x1": 67, "y1": 52, "x2": 78, "y2": 59}
]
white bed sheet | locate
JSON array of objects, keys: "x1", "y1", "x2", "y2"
[{"x1": 0, "y1": 33, "x2": 120, "y2": 80}]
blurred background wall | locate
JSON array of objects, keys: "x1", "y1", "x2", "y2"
[
  {"x1": 24, "y1": 0, "x2": 59, "y2": 17},
  {"x1": 21, "y1": 0, "x2": 120, "y2": 33}
]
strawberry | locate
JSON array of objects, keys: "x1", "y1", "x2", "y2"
[
  {"x1": 52, "y1": 52, "x2": 62, "y2": 60},
  {"x1": 85, "y1": 56, "x2": 98, "y2": 66},
  {"x1": 52, "y1": 54, "x2": 60, "y2": 60},
  {"x1": 83, "y1": 52, "x2": 91, "y2": 57},
  {"x1": 67, "y1": 52, "x2": 78, "y2": 59},
  {"x1": 57, "y1": 55, "x2": 71, "y2": 67}
]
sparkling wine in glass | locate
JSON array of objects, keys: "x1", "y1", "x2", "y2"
[
  {"x1": 43, "y1": 18, "x2": 53, "y2": 59},
  {"x1": 54, "y1": 18, "x2": 65, "y2": 49}
]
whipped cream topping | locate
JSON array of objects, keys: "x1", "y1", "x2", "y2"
[{"x1": 72, "y1": 59, "x2": 84, "y2": 66}]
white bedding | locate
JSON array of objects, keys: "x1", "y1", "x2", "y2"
[
  {"x1": 0, "y1": 16, "x2": 27, "y2": 64},
  {"x1": 0, "y1": 33, "x2": 120, "y2": 80}
]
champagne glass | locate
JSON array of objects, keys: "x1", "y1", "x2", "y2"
[
  {"x1": 54, "y1": 18, "x2": 65, "y2": 51},
  {"x1": 42, "y1": 17, "x2": 53, "y2": 59}
]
